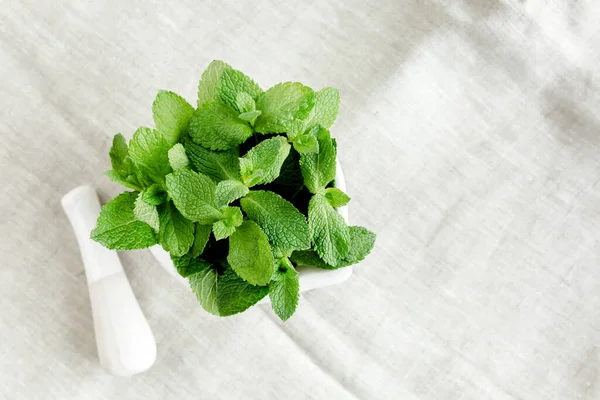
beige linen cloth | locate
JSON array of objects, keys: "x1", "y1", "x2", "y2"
[{"x1": 2, "y1": 1, "x2": 600, "y2": 399}]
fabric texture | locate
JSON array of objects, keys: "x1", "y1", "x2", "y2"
[{"x1": 2, "y1": 1, "x2": 600, "y2": 399}]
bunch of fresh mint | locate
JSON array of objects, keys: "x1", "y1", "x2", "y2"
[{"x1": 91, "y1": 60, "x2": 375, "y2": 321}]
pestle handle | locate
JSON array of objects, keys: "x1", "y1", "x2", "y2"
[{"x1": 61, "y1": 186, "x2": 156, "y2": 376}]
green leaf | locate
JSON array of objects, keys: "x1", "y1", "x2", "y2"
[
  {"x1": 106, "y1": 134, "x2": 144, "y2": 190},
  {"x1": 325, "y1": 187, "x2": 350, "y2": 208},
  {"x1": 238, "y1": 110, "x2": 261, "y2": 126},
  {"x1": 216, "y1": 268, "x2": 269, "y2": 316},
  {"x1": 239, "y1": 136, "x2": 291, "y2": 187},
  {"x1": 236, "y1": 91, "x2": 256, "y2": 113},
  {"x1": 223, "y1": 206, "x2": 244, "y2": 227},
  {"x1": 290, "y1": 249, "x2": 332, "y2": 269},
  {"x1": 212, "y1": 206, "x2": 243, "y2": 241},
  {"x1": 152, "y1": 90, "x2": 194, "y2": 145},
  {"x1": 272, "y1": 247, "x2": 293, "y2": 259},
  {"x1": 142, "y1": 183, "x2": 167, "y2": 205},
  {"x1": 167, "y1": 143, "x2": 190, "y2": 171},
  {"x1": 158, "y1": 201, "x2": 195, "y2": 257},
  {"x1": 269, "y1": 149, "x2": 304, "y2": 199},
  {"x1": 344, "y1": 226, "x2": 376, "y2": 265},
  {"x1": 189, "y1": 264, "x2": 219, "y2": 315},
  {"x1": 197, "y1": 60, "x2": 232, "y2": 107},
  {"x1": 238, "y1": 161, "x2": 264, "y2": 187},
  {"x1": 108, "y1": 133, "x2": 130, "y2": 172},
  {"x1": 184, "y1": 140, "x2": 240, "y2": 182},
  {"x1": 165, "y1": 169, "x2": 222, "y2": 224},
  {"x1": 218, "y1": 69, "x2": 262, "y2": 112},
  {"x1": 190, "y1": 224, "x2": 212, "y2": 258},
  {"x1": 212, "y1": 222, "x2": 235, "y2": 241},
  {"x1": 302, "y1": 87, "x2": 340, "y2": 131},
  {"x1": 285, "y1": 120, "x2": 306, "y2": 142},
  {"x1": 269, "y1": 258, "x2": 300, "y2": 321},
  {"x1": 308, "y1": 193, "x2": 349, "y2": 266},
  {"x1": 227, "y1": 220, "x2": 274, "y2": 285},
  {"x1": 188, "y1": 102, "x2": 254, "y2": 151},
  {"x1": 172, "y1": 253, "x2": 211, "y2": 277},
  {"x1": 240, "y1": 190, "x2": 310, "y2": 252},
  {"x1": 292, "y1": 133, "x2": 319, "y2": 154},
  {"x1": 91, "y1": 192, "x2": 157, "y2": 250},
  {"x1": 128, "y1": 127, "x2": 172, "y2": 183},
  {"x1": 105, "y1": 169, "x2": 143, "y2": 191},
  {"x1": 291, "y1": 226, "x2": 375, "y2": 269},
  {"x1": 134, "y1": 192, "x2": 159, "y2": 231},
  {"x1": 299, "y1": 127, "x2": 336, "y2": 194},
  {"x1": 215, "y1": 179, "x2": 249, "y2": 208},
  {"x1": 254, "y1": 82, "x2": 315, "y2": 134}
]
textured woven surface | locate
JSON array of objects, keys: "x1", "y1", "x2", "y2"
[{"x1": 3, "y1": 1, "x2": 600, "y2": 399}]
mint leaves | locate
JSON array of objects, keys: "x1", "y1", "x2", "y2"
[
  {"x1": 297, "y1": 126, "x2": 355, "y2": 266},
  {"x1": 158, "y1": 202, "x2": 195, "y2": 256},
  {"x1": 302, "y1": 87, "x2": 340, "y2": 132},
  {"x1": 167, "y1": 143, "x2": 190, "y2": 171},
  {"x1": 240, "y1": 190, "x2": 309, "y2": 252},
  {"x1": 197, "y1": 60, "x2": 231, "y2": 107},
  {"x1": 134, "y1": 192, "x2": 160, "y2": 231},
  {"x1": 215, "y1": 180, "x2": 249, "y2": 208},
  {"x1": 190, "y1": 224, "x2": 211, "y2": 258},
  {"x1": 128, "y1": 127, "x2": 172, "y2": 184},
  {"x1": 184, "y1": 141, "x2": 240, "y2": 182},
  {"x1": 325, "y1": 187, "x2": 350, "y2": 208},
  {"x1": 254, "y1": 82, "x2": 315, "y2": 134},
  {"x1": 227, "y1": 220, "x2": 274, "y2": 286},
  {"x1": 308, "y1": 193, "x2": 350, "y2": 266},
  {"x1": 344, "y1": 226, "x2": 377, "y2": 265},
  {"x1": 165, "y1": 169, "x2": 222, "y2": 224},
  {"x1": 91, "y1": 192, "x2": 157, "y2": 250},
  {"x1": 106, "y1": 134, "x2": 145, "y2": 190},
  {"x1": 236, "y1": 92, "x2": 256, "y2": 114},
  {"x1": 189, "y1": 263, "x2": 219, "y2": 315},
  {"x1": 218, "y1": 68, "x2": 263, "y2": 112},
  {"x1": 142, "y1": 183, "x2": 167, "y2": 205},
  {"x1": 188, "y1": 102, "x2": 254, "y2": 150},
  {"x1": 239, "y1": 136, "x2": 291, "y2": 187},
  {"x1": 236, "y1": 92, "x2": 261, "y2": 126},
  {"x1": 269, "y1": 258, "x2": 299, "y2": 321},
  {"x1": 212, "y1": 206, "x2": 243, "y2": 240},
  {"x1": 216, "y1": 268, "x2": 269, "y2": 316},
  {"x1": 152, "y1": 91, "x2": 195, "y2": 145},
  {"x1": 299, "y1": 127, "x2": 336, "y2": 194},
  {"x1": 109, "y1": 133, "x2": 130, "y2": 172},
  {"x1": 291, "y1": 226, "x2": 376, "y2": 270},
  {"x1": 92, "y1": 60, "x2": 376, "y2": 321}
]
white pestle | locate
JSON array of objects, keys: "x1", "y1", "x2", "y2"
[{"x1": 61, "y1": 186, "x2": 156, "y2": 376}]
